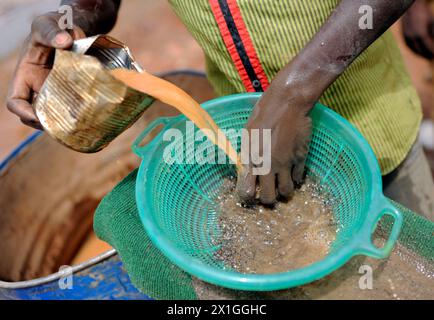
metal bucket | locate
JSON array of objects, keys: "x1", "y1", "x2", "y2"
[
  {"x1": 33, "y1": 35, "x2": 154, "y2": 153},
  {"x1": 0, "y1": 71, "x2": 214, "y2": 300}
]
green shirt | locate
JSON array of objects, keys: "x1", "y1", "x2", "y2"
[{"x1": 169, "y1": 0, "x2": 422, "y2": 174}]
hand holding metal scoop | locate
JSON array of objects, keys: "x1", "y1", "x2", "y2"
[{"x1": 33, "y1": 35, "x2": 155, "y2": 153}]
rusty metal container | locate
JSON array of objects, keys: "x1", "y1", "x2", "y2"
[
  {"x1": 0, "y1": 71, "x2": 214, "y2": 300},
  {"x1": 33, "y1": 35, "x2": 154, "y2": 153}
]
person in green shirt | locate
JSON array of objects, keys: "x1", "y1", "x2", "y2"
[{"x1": 6, "y1": 0, "x2": 434, "y2": 220}]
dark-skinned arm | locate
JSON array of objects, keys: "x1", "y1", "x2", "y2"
[
  {"x1": 61, "y1": 0, "x2": 121, "y2": 36},
  {"x1": 238, "y1": 0, "x2": 416, "y2": 204},
  {"x1": 402, "y1": 0, "x2": 434, "y2": 59},
  {"x1": 7, "y1": 0, "x2": 121, "y2": 128}
]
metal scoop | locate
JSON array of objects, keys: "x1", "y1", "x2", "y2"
[{"x1": 33, "y1": 35, "x2": 154, "y2": 153}]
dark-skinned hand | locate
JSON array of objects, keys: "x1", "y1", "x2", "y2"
[
  {"x1": 237, "y1": 75, "x2": 312, "y2": 205},
  {"x1": 7, "y1": 0, "x2": 121, "y2": 129},
  {"x1": 7, "y1": 12, "x2": 86, "y2": 129},
  {"x1": 402, "y1": 0, "x2": 434, "y2": 59},
  {"x1": 236, "y1": 0, "x2": 417, "y2": 205}
]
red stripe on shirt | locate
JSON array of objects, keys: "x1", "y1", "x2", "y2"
[{"x1": 226, "y1": 0, "x2": 269, "y2": 91}]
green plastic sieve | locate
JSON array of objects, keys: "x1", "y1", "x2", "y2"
[{"x1": 132, "y1": 93, "x2": 403, "y2": 291}]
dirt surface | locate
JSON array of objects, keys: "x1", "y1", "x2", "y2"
[{"x1": 72, "y1": 233, "x2": 113, "y2": 265}]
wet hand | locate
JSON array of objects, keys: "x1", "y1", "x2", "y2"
[
  {"x1": 236, "y1": 83, "x2": 313, "y2": 205},
  {"x1": 7, "y1": 12, "x2": 85, "y2": 129}
]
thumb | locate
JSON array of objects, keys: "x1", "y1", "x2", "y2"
[
  {"x1": 51, "y1": 31, "x2": 74, "y2": 49},
  {"x1": 31, "y1": 14, "x2": 74, "y2": 49}
]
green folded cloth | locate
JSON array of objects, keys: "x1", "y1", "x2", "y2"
[
  {"x1": 94, "y1": 169, "x2": 197, "y2": 300},
  {"x1": 94, "y1": 169, "x2": 434, "y2": 300}
]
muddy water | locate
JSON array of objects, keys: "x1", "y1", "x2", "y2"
[
  {"x1": 110, "y1": 69, "x2": 240, "y2": 168},
  {"x1": 72, "y1": 232, "x2": 112, "y2": 265},
  {"x1": 213, "y1": 179, "x2": 337, "y2": 274}
]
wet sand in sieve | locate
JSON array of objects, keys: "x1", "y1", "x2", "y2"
[{"x1": 213, "y1": 178, "x2": 337, "y2": 274}]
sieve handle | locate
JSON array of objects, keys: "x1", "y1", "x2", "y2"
[
  {"x1": 356, "y1": 196, "x2": 403, "y2": 259},
  {"x1": 132, "y1": 117, "x2": 174, "y2": 157}
]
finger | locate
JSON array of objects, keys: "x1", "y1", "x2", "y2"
[
  {"x1": 7, "y1": 98, "x2": 42, "y2": 130},
  {"x1": 414, "y1": 37, "x2": 434, "y2": 60},
  {"x1": 236, "y1": 165, "x2": 257, "y2": 204},
  {"x1": 31, "y1": 15, "x2": 73, "y2": 49},
  {"x1": 7, "y1": 74, "x2": 42, "y2": 129},
  {"x1": 277, "y1": 167, "x2": 294, "y2": 199},
  {"x1": 21, "y1": 118, "x2": 44, "y2": 131},
  {"x1": 292, "y1": 157, "x2": 307, "y2": 186},
  {"x1": 259, "y1": 173, "x2": 277, "y2": 205},
  {"x1": 71, "y1": 26, "x2": 86, "y2": 40},
  {"x1": 430, "y1": 19, "x2": 434, "y2": 38},
  {"x1": 404, "y1": 34, "x2": 426, "y2": 57},
  {"x1": 405, "y1": 36, "x2": 434, "y2": 59}
]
